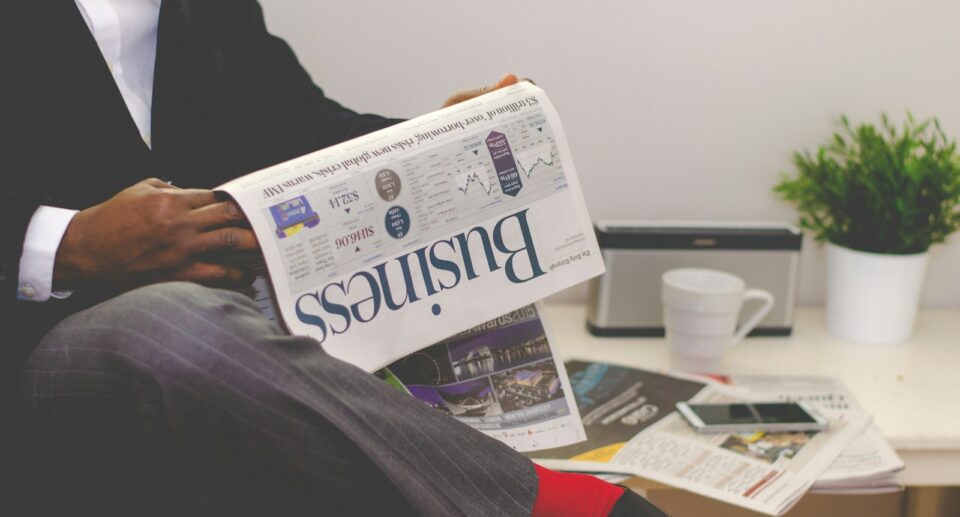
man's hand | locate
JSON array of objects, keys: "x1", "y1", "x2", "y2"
[
  {"x1": 54, "y1": 178, "x2": 259, "y2": 290},
  {"x1": 441, "y1": 73, "x2": 524, "y2": 108}
]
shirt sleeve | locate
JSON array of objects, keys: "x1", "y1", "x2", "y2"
[{"x1": 17, "y1": 205, "x2": 78, "y2": 302}]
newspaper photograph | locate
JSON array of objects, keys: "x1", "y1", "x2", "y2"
[
  {"x1": 218, "y1": 82, "x2": 604, "y2": 372},
  {"x1": 375, "y1": 303, "x2": 586, "y2": 452},
  {"x1": 531, "y1": 362, "x2": 870, "y2": 516}
]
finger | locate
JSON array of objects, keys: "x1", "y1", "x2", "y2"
[
  {"x1": 168, "y1": 262, "x2": 251, "y2": 287},
  {"x1": 177, "y1": 188, "x2": 220, "y2": 209},
  {"x1": 188, "y1": 228, "x2": 259, "y2": 254},
  {"x1": 442, "y1": 89, "x2": 476, "y2": 108},
  {"x1": 494, "y1": 73, "x2": 519, "y2": 89},
  {"x1": 191, "y1": 201, "x2": 249, "y2": 230},
  {"x1": 142, "y1": 177, "x2": 177, "y2": 189},
  {"x1": 442, "y1": 73, "x2": 522, "y2": 108}
]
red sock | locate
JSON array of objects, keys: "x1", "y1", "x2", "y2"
[{"x1": 531, "y1": 464, "x2": 625, "y2": 517}]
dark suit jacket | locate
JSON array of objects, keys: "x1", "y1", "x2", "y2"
[
  {"x1": 1, "y1": 0, "x2": 402, "y2": 365},
  {"x1": 0, "y1": 0, "x2": 401, "y2": 478}
]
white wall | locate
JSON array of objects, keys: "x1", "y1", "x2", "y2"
[{"x1": 260, "y1": 0, "x2": 960, "y2": 307}]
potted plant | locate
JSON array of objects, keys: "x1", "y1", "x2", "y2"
[{"x1": 774, "y1": 113, "x2": 960, "y2": 344}]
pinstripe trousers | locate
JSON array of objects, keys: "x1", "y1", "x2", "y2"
[{"x1": 11, "y1": 282, "x2": 538, "y2": 516}]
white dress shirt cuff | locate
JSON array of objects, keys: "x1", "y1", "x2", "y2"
[{"x1": 18, "y1": 206, "x2": 79, "y2": 302}]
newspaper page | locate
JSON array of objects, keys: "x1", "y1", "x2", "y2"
[
  {"x1": 375, "y1": 303, "x2": 586, "y2": 452},
  {"x1": 531, "y1": 362, "x2": 870, "y2": 516},
  {"x1": 218, "y1": 82, "x2": 604, "y2": 372},
  {"x1": 724, "y1": 375, "x2": 905, "y2": 493}
]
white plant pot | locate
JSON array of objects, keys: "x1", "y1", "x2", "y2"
[{"x1": 826, "y1": 242, "x2": 929, "y2": 345}]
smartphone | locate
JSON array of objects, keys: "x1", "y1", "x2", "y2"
[{"x1": 676, "y1": 401, "x2": 828, "y2": 433}]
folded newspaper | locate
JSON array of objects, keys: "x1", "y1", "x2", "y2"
[
  {"x1": 528, "y1": 362, "x2": 872, "y2": 516},
  {"x1": 217, "y1": 82, "x2": 602, "y2": 450}
]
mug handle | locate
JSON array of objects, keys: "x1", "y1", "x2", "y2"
[{"x1": 731, "y1": 289, "x2": 775, "y2": 346}]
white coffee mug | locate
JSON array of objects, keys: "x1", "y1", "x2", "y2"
[{"x1": 662, "y1": 268, "x2": 774, "y2": 371}]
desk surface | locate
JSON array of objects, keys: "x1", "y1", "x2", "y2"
[{"x1": 543, "y1": 304, "x2": 960, "y2": 486}]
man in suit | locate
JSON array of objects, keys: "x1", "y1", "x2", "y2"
[{"x1": 1, "y1": 1, "x2": 665, "y2": 515}]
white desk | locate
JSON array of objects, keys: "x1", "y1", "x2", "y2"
[{"x1": 543, "y1": 304, "x2": 960, "y2": 487}]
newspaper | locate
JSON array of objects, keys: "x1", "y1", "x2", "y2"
[
  {"x1": 218, "y1": 82, "x2": 604, "y2": 372},
  {"x1": 530, "y1": 362, "x2": 870, "y2": 516},
  {"x1": 723, "y1": 375, "x2": 904, "y2": 494},
  {"x1": 375, "y1": 303, "x2": 586, "y2": 452}
]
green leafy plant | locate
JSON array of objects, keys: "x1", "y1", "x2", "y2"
[{"x1": 774, "y1": 113, "x2": 960, "y2": 254}]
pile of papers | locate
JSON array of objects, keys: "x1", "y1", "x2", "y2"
[
  {"x1": 723, "y1": 375, "x2": 904, "y2": 495},
  {"x1": 528, "y1": 363, "x2": 903, "y2": 516},
  {"x1": 812, "y1": 426, "x2": 904, "y2": 494}
]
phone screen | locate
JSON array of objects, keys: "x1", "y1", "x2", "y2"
[{"x1": 689, "y1": 403, "x2": 818, "y2": 426}]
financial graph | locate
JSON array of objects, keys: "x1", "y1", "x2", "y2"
[
  {"x1": 386, "y1": 110, "x2": 568, "y2": 256},
  {"x1": 507, "y1": 125, "x2": 566, "y2": 200},
  {"x1": 515, "y1": 147, "x2": 557, "y2": 178},
  {"x1": 456, "y1": 167, "x2": 494, "y2": 196}
]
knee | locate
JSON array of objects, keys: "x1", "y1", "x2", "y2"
[
  {"x1": 99, "y1": 281, "x2": 260, "y2": 333},
  {"x1": 35, "y1": 282, "x2": 269, "y2": 375},
  {"x1": 118, "y1": 281, "x2": 258, "y2": 315}
]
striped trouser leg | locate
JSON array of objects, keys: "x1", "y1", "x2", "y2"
[{"x1": 15, "y1": 281, "x2": 537, "y2": 516}]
